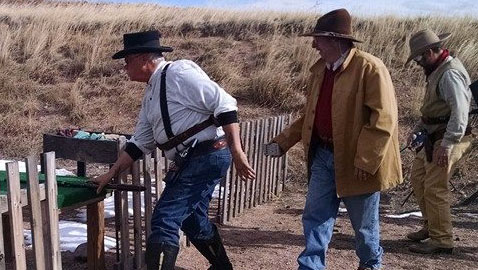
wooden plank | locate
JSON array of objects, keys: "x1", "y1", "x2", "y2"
[
  {"x1": 272, "y1": 117, "x2": 280, "y2": 196},
  {"x1": 113, "y1": 140, "x2": 125, "y2": 268},
  {"x1": 6, "y1": 162, "x2": 26, "y2": 270},
  {"x1": 120, "y1": 172, "x2": 131, "y2": 270},
  {"x1": 269, "y1": 117, "x2": 276, "y2": 200},
  {"x1": 282, "y1": 114, "x2": 291, "y2": 191},
  {"x1": 43, "y1": 134, "x2": 120, "y2": 164},
  {"x1": 113, "y1": 170, "x2": 122, "y2": 266},
  {"x1": 0, "y1": 214, "x2": 5, "y2": 270},
  {"x1": 245, "y1": 121, "x2": 255, "y2": 210},
  {"x1": 258, "y1": 118, "x2": 267, "y2": 204},
  {"x1": 238, "y1": 122, "x2": 249, "y2": 214},
  {"x1": 132, "y1": 161, "x2": 142, "y2": 269},
  {"x1": 87, "y1": 202, "x2": 105, "y2": 270},
  {"x1": 220, "y1": 169, "x2": 230, "y2": 224},
  {"x1": 143, "y1": 154, "x2": 153, "y2": 239},
  {"x1": 264, "y1": 118, "x2": 270, "y2": 202},
  {"x1": 44, "y1": 152, "x2": 62, "y2": 270},
  {"x1": 228, "y1": 148, "x2": 237, "y2": 219},
  {"x1": 266, "y1": 118, "x2": 274, "y2": 200},
  {"x1": 269, "y1": 117, "x2": 279, "y2": 198},
  {"x1": 251, "y1": 120, "x2": 260, "y2": 207},
  {"x1": 25, "y1": 156, "x2": 46, "y2": 270},
  {"x1": 276, "y1": 116, "x2": 285, "y2": 194},
  {"x1": 77, "y1": 161, "x2": 86, "y2": 177},
  {"x1": 255, "y1": 119, "x2": 263, "y2": 206},
  {"x1": 262, "y1": 117, "x2": 269, "y2": 204},
  {"x1": 41, "y1": 200, "x2": 53, "y2": 270}
]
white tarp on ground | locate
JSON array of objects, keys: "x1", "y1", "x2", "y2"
[
  {"x1": 384, "y1": 211, "x2": 423, "y2": 219},
  {"x1": 23, "y1": 220, "x2": 117, "y2": 252}
]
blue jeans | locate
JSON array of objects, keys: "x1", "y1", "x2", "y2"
[
  {"x1": 148, "y1": 148, "x2": 231, "y2": 246},
  {"x1": 298, "y1": 147, "x2": 383, "y2": 270}
]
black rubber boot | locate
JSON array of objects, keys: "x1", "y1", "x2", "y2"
[
  {"x1": 145, "y1": 242, "x2": 179, "y2": 270},
  {"x1": 189, "y1": 225, "x2": 233, "y2": 270}
]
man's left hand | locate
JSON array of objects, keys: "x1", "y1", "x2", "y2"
[
  {"x1": 233, "y1": 152, "x2": 256, "y2": 180},
  {"x1": 355, "y1": 167, "x2": 372, "y2": 181},
  {"x1": 433, "y1": 145, "x2": 450, "y2": 168}
]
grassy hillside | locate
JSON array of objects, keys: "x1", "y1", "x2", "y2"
[{"x1": 0, "y1": 2, "x2": 477, "y2": 158}]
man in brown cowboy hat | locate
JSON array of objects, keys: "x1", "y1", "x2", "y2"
[
  {"x1": 93, "y1": 30, "x2": 255, "y2": 270},
  {"x1": 405, "y1": 29, "x2": 472, "y2": 254},
  {"x1": 265, "y1": 8, "x2": 402, "y2": 270}
]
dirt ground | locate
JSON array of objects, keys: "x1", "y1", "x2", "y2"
[
  {"x1": 176, "y1": 188, "x2": 478, "y2": 270},
  {"x1": 7, "y1": 147, "x2": 478, "y2": 270},
  {"x1": 38, "y1": 186, "x2": 476, "y2": 270}
]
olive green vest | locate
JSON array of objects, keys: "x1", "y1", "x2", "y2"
[{"x1": 420, "y1": 57, "x2": 471, "y2": 133}]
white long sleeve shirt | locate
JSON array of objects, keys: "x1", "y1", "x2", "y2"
[{"x1": 129, "y1": 59, "x2": 238, "y2": 159}]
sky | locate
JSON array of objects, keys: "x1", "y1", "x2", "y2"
[{"x1": 93, "y1": 0, "x2": 478, "y2": 17}]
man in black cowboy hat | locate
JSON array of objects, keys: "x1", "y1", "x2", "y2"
[
  {"x1": 265, "y1": 9, "x2": 402, "y2": 270},
  {"x1": 93, "y1": 30, "x2": 255, "y2": 270},
  {"x1": 405, "y1": 29, "x2": 472, "y2": 254}
]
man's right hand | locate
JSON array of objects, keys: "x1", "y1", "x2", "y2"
[
  {"x1": 264, "y1": 142, "x2": 283, "y2": 157},
  {"x1": 91, "y1": 172, "x2": 114, "y2": 194}
]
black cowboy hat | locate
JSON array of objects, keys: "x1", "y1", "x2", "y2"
[
  {"x1": 301, "y1": 9, "x2": 362, "y2": 43},
  {"x1": 112, "y1": 30, "x2": 173, "y2": 59}
]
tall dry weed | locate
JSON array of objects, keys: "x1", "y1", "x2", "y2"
[{"x1": 0, "y1": 2, "x2": 477, "y2": 157}]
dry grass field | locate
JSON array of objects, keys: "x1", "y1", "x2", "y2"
[{"x1": 0, "y1": 1, "x2": 477, "y2": 158}]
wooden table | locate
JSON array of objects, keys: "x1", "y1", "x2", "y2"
[
  {"x1": 0, "y1": 172, "x2": 110, "y2": 270},
  {"x1": 42, "y1": 133, "x2": 128, "y2": 270}
]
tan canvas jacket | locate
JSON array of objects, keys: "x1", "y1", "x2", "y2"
[{"x1": 273, "y1": 48, "x2": 403, "y2": 197}]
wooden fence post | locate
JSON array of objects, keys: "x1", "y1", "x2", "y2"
[
  {"x1": 120, "y1": 171, "x2": 131, "y2": 270},
  {"x1": 143, "y1": 154, "x2": 153, "y2": 239},
  {"x1": 252, "y1": 119, "x2": 260, "y2": 207},
  {"x1": 221, "y1": 169, "x2": 231, "y2": 224},
  {"x1": 6, "y1": 162, "x2": 27, "y2": 270},
  {"x1": 26, "y1": 156, "x2": 46, "y2": 270},
  {"x1": 132, "y1": 161, "x2": 143, "y2": 269},
  {"x1": 0, "y1": 214, "x2": 5, "y2": 270},
  {"x1": 44, "y1": 152, "x2": 62, "y2": 270}
]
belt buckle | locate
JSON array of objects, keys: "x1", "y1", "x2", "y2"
[{"x1": 213, "y1": 139, "x2": 227, "y2": 149}]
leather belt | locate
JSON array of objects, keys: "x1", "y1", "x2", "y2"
[{"x1": 190, "y1": 137, "x2": 228, "y2": 157}]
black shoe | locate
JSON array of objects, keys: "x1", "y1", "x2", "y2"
[
  {"x1": 409, "y1": 243, "x2": 453, "y2": 254},
  {"x1": 406, "y1": 228, "x2": 429, "y2": 242},
  {"x1": 189, "y1": 224, "x2": 233, "y2": 270},
  {"x1": 145, "y1": 242, "x2": 179, "y2": 270}
]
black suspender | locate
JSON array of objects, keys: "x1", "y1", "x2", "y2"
[
  {"x1": 160, "y1": 63, "x2": 174, "y2": 139},
  {"x1": 156, "y1": 63, "x2": 219, "y2": 151}
]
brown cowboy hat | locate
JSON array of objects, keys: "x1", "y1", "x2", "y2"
[
  {"x1": 406, "y1": 29, "x2": 451, "y2": 64},
  {"x1": 300, "y1": 8, "x2": 362, "y2": 43}
]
